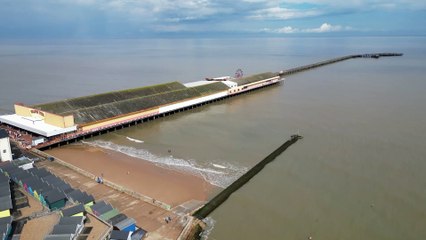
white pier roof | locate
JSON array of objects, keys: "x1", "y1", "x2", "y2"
[
  {"x1": 0, "y1": 114, "x2": 77, "y2": 137},
  {"x1": 184, "y1": 81, "x2": 222, "y2": 88}
]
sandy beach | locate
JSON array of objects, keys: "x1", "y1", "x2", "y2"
[{"x1": 46, "y1": 144, "x2": 218, "y2": 207}]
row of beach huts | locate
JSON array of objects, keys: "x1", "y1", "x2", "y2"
[
  {"x1": 0, "y1": 173, "x2": 12, "y2": 240},
  {"x1": 0, "y1": 160, "x2": 146, "y2": 240}
]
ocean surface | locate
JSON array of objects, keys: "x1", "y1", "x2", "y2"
[{"x1": 1, "y1": 37, "x2": 426, "y2": 239}]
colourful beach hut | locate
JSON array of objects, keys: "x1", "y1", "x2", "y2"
[
  {"x1": 38, "y1": 194, "x2": 46, "y2": 207},
  {"x1": 61, "y1": 204, "x2": 85, "y2": 217},
  {"x1": 44, "y1": 190, "x2": 67, "y2": 210},
  {"x1": 109, "y1": 213, "x2": 137, "y2": 233},
  {"x1": 110, "y1": 230, "x2": 131, "y2": 240},
  {"x1": 100, "y1": 208, "x2": 120, "y2": 222},
  {"x1": 90, "y1": 201, "x2": 113, "y2": 217},
  {"x1": 115, "y1": 218, "x2": 136, "y2": 233}
]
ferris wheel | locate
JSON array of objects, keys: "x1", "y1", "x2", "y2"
[{"x1": 234, "y1": 69, "x2": 243, "y2": 78}]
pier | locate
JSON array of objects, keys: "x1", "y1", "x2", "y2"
[
  {"x1": 0, "y1": 53, "x2": 403, "y2": 151},
  {"x1": 278, "y1": 52, "x2": 403, "y2": 76}
]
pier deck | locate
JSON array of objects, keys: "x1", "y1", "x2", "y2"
[{"x1": 0, "y1": 52, "x2": 402, "y2": 151}]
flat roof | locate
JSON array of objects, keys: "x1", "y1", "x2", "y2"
[
  {"x1": 0, "y1": 114, "x2": 77, "y2": 137},
  {"x1": 183, "y1": 81, "x2": 217, "y2": 88}
]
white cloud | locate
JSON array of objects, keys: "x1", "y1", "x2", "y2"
[
  {"x1": 264, "y1": 23, "x2": 351, "y2": 34},
  {"x1": 305, "y1": 23, "x2": 342, "y2": 33},
  {"x1": 243, "y1": 0, "x2": 426, "y2": 10},
  {"x1": 250, "y1": 7, "x2": 323, "y2": 20}
]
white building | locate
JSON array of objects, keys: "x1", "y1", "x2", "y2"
[{"x1": 0, "y1": 129, "x2": 13, "y2": 161}]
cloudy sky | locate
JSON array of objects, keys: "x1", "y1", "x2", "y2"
[{"x1": 0, "y1": 0, "x2": 425, "y2": 38}]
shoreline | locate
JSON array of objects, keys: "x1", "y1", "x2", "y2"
[{"x1": 46, "y1": 144, "x2": 219, "y2": 208}]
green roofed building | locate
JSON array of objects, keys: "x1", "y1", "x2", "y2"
[{"x1": 0, "y1": 73, "x2": 282, "y2": 147}]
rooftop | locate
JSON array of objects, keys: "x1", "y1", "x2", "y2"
[
  {"x1": 232, "y1": 72, "x2": 278, "y2": 86},
  {"x1": 31, "y1": 81, "x2": 229, "y2": 125},
  {"x1": 0, "y1": 114, "x2": 77, "y2": 137}
]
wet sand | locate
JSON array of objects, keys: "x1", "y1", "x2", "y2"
[{"x1": 46, "y1": 144, "x2": 218, "y2": 207}]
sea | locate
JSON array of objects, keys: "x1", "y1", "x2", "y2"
[{"x1": 1, "y1": 37, "x2": 425, "y2": 239}]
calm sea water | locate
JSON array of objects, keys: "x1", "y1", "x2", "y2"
[{"x1": 1, "y1": 37, "x2": 425, "y2": 239}]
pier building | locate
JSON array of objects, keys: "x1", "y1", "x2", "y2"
[
  {"x1": 0, "y1": 72, "x2": 282, "y2": 149},
  {"x1": 0, "y1": 52, "x2": 402, "y2": 149}
]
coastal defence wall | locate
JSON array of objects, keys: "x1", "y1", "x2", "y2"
[{"x1": 193, "y1": 135, "x2": 303, "y2": 219}]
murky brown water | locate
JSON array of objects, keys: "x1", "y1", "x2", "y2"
[{"x1": 1, "y1": 37, "x2": 425, "y2": 239}]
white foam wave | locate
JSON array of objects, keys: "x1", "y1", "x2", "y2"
[
  {"x1": 200, "y1": 217, "x2": 216, "y2": 240},
  {"x1": 126, "y1": 136, "x2": 144, "y2": 143},
  {"x1": 212, "y1": 163, "x2": 227, "y2": 169},
  {"x1": 83, "y1": 140, "x2": 247, "y2": 188}
]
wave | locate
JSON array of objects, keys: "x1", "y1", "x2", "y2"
[
  {"x1": 83, "y1": 140, "x2": 247, "y2": 188},
  {"x1": 200, "y1": 217, "x2": 216, "y2": 240},
  {"x1": 212, "y1": 163, "x2": 227, "y2": 169},
  {"x1": 126, "y1": 136, "x2": 144, "y2": 143}
]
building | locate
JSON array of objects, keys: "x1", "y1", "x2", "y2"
[
  {"x1": 0, "y1": 73, "x2": 282, "y2": 149},
  {"x1": 0, "y1": 174, "x2": 12, "y2": 219},
  {"x1": 0, "y1": 130, "x2": 12, "y2": 162}
]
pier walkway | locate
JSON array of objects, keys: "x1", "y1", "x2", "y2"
[{"x1": 278, "y1": 53, "x2": 403, "y2": 76}]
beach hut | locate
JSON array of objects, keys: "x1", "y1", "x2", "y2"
[
  {"x1": 115, "y1": 218, "x2": 136, "y2": 233},
  {"x1": 58, "y1": 216, "x2": 85, "y2": 233},
  {"x1": 45, "y1": 216, "x2": 85, "y2": 240},
  {"x1": 44, "y1": 235, "x2": 73, "y2": 240},
  {"x1": 0, "y1": 175, "x2": 11, "y2": 219},
  {"x1": 55, "y1": 182, "x2": 73, "y2": 194},
  {"x1": 49, "y1": 225, "x2": 77, "y2": 240},
  {"x1": 38, "y1": 194, "x2": 47, "y2": 207},
  {"x1": 42, "y1": 174, "x2": 72, "y2": 193},
  {"x1": 45, "y1": 181, "x2": 73, "y2": 195},
  {"x1": 110, "y1": 230, "x2": 132, "y2": 240},
  {"x1": 14, "y1": 158, "x2": 34, "y2": 170},
  {"x1": 28, "y1": 167, "x2": 51, "y2": 179},
  {"x1": 130, "y1": 228, "x2": 147, "y2": 240},
  {"x1": 0, "y1": 196, "x2": 12, "y2": 219},
  {"x1": 109, "y1": 213, "x2": 127, "y2": 225},
  {"x1": 108, "y1": 213, "x2": 136, "y2": 233},
  {"x1": 90, "y1": 201, "x2": 113, "y2": 217},
  {"x1": 100, "y1": 208, "x2": 120, "y2": 222},
  {"x1": 0, "y1": 216, "x2": 12, "y2": 240},
  {"x1": 61, "y1": 204, "x2": 85, "y2": 217},
  {"x1": 44, "y1": 190, "x2": 67, "y2": 210},
  {"x1": 67, "y1": 189, "x2": 94, "y2": 207}
]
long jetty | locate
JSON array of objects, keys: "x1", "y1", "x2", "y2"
[
  {"x1": 193, "y1": 134, "x2": 303, "y2": 219},
  {"x1": 4, "y1": 52, "x2": 402, "y2": 151},
  {"x1": 278, "y1": 52, "x2": 403, "y2": 76}
]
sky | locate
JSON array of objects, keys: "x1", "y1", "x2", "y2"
[{"x1": 0, "y1": 0, "x2": 425, "y2": 38}]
